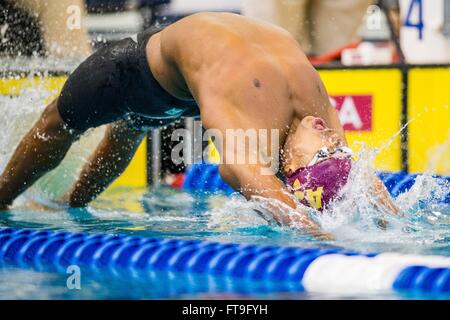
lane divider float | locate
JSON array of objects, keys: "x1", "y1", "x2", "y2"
[{"x1": 0, "y1": 228, "x2": 449, "y2": 294}]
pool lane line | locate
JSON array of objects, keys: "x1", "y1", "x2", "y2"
[{"x1": 0, "y1": 228, "x2": 449, "y2": 294}]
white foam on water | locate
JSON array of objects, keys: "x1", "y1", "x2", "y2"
[{"x1": 207, "y1": 194, "x2": 269, "y2": 231}]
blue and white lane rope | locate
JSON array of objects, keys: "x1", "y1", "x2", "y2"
[
  {"x1": 303, "y1": 253, "x2": 450, "y2": 293},
  {"x1": 0, "y1": 228, "x2": 449, "y2": 293}
]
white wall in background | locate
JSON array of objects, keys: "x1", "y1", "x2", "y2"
[
  {"x1": 85, "y1": 11, "x2": 143, "y2": 32},
  {"x1": 164, "y1": 0, "x2": 242, "y2": 14},
  {"x1": 400, "y1": 0, "x2": 450, "y2": 63}
]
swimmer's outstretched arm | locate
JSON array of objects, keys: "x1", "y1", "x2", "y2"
[
  {"x1": 201, "y1": 99, "x2": 328, "y2": 239},
  {"x1": 65, "y1": 121, "x2": 146, "y2": 207},
  {"x1": 219, "y1": 163, "x2": 327, "y2": 238},
  {"x1": 0, "y1": 100, "x2": 80, "y2": 210}
]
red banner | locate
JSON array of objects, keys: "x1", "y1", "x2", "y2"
[{"x1": 330, "y1": 95, "x2": 373, "y2": 131}]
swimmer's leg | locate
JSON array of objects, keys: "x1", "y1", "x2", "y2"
[
  {"x1": 0, "y1": 99, "x2": 82, "y2": 210},
  {"x1": 66, "y1": 120, "x2": 147, "y2": 207}
]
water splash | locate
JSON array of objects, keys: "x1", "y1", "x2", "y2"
[
  {"x1": 0, "y1": 80, "x2": 106, "y2": 204},
  {"x1": 207, "y1": 194, "x2": 269, "y2": 231},
  {"x1": 425, "y1": 129, "x2": 450, "y2": 174},
  {"x1": 201, "y1": 139, "x2": 449, "y2": 253},
  {"x1": 312, "y1": 146, "x2": 449, "y2": 253}
]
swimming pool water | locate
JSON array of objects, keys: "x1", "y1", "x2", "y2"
[
  {"x1": 0, "y1": 184, "x2": 449, "y2": 300},
  {"x1": 3, "y1": 264, "x2": 444, "y2": 300}
]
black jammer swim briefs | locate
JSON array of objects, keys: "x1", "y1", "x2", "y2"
[{"x1": 57, "y1": 26, "x2": 199, "y2": 132}]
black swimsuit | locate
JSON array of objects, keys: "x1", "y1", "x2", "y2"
[{"x1": 57, "y1": 26, "x2": 199, "y2": 131}]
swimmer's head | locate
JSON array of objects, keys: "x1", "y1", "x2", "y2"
[
  {"x1": 282, "y1": 116, "x2": 344, "y2": 172},
  {"x1": 282, "y1": 116, "x2": 352, "y2": 210}
]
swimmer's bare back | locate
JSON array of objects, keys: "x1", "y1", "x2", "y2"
[
  {"x1": 150, "y1": 13, "x2": 343, "y2": 133},
  {"x1": 148, "y1": 13, "x2": 345, "y2": 218}
]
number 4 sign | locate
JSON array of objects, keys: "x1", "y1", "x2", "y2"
[{"x1": 403, "y1": 0, "x2": 424, "y2": 40}]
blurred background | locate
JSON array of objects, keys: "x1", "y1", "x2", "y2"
[{"x1": 1, "y1": 0, "x2": 449, "y2": 65}]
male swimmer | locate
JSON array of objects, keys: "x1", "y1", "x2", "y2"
[{"x1": 0, "y1": 13, "x2": 398, "y2": 236}]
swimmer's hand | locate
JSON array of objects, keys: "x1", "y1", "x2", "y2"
[
  {"x1": 375, "y1": 217, "x2": 389, "y2": 230},
  {"x1": 372, "y1": 176, "x2": 401, "y2": 216},
  {"x1": 368, "y1": 176, "x2": 403, "y2": 231},
  {"x1": 252, "y1": 196, "x2": 334, "y2": 240},
  {"x1": 218, "y1": 163, "x2": 334, "y2": 240}
]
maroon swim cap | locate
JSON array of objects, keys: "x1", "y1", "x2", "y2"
[{"x1": 285, "y1": 157, "x2": 352, "y2": 211}]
